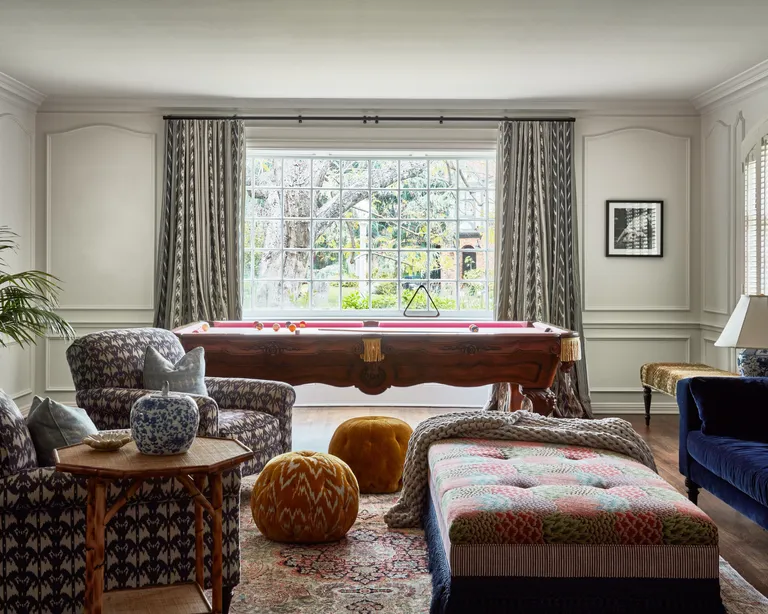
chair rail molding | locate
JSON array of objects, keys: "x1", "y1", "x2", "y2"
[
  {"x1": 45, "y1": 124, "x2": 157, "y2": 311},
  {"x1": 582, "y1": 127, "x2": 691, "y2": 312}
]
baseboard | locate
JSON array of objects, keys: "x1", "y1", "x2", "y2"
[{"x1": 592, "y1": 402, "x2": 678, "y2": 415}]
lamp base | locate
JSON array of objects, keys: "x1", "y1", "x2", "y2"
[{"x1": 737, "y1": 349, "x2": 768, "y2": 377}]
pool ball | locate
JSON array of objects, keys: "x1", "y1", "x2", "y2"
[
  {"x1": 288, "y1": 323, "x2": 297, "y2": 332},
  {"x1": 469, "y1": 324, "x2": 479, "y2": 333},
  {"x1": 254, "y1": 321, "x2": 264, "y2": 330},
  {"x1": 299, "y1": 320, "x2": 307, "y2": 328},
  {"x1": 285, "y1": 321, "x2": 292, "y2": 328},
  {"x1": 272, "y1": 323, "x2": 281, "y2": 332},
  {"x1": 201, "y1": 322, "x2": 210, "y2": 331}
]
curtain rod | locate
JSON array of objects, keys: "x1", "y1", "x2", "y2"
[{"x1": 161, "y1": 114, "x2": 575, "y2": 124}]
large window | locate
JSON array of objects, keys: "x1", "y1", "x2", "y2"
[
  {"x1": 242, "y1": 152, "x2": 496, "y2": 317},
  {"x1": 745, "y1": 136, "x2": 768, "y2": 294}
]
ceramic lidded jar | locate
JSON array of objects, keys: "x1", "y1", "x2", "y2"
[{"x1": 130, "y1": 381, "x2": 199, "y2": 455}]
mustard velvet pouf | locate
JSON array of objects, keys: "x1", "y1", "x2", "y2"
[
  {"x1": 328, "y1": 416, "x2": 413, "y2": 493},
  {"x1": 250, "y1": 451, "x2": 359, "y2": 543}
]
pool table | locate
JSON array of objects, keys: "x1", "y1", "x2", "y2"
[{"x1": 173, "y1": 320, "x2": 581, "y2": 415}]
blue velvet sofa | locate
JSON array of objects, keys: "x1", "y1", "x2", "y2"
[{"x1": 678, "y1": 376, "x2": 768, "y2": 530}]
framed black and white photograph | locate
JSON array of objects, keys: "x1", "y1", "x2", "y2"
[{"x1": 605, "y1": 200, "x2": 663, "y2": 257}]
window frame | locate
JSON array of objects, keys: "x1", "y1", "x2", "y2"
[
  {"x1": 241, "y1": 146, "x2": 498, "y2": 321},
  {"x1": 742, "y1": 118, "x2": 768, "y2": 297}
]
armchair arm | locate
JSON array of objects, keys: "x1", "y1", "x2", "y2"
[
  {"x1": 0, "y1": 467, "x2": 86, "y2": 512},
  {"x1": 75, "y1": 387, "x2": 219, "y2": 436},
  {"x1": 676, "y1": 378, "x2": 702, "y2": 477},
  {"x1": 205, "y1": 377, "x2": 295, "y2": 452}
]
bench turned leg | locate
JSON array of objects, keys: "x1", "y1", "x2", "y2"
[
  {"x1": 685, "y1": 478, "x2": 700, "y2": 505},
  {"x1": 643, "y1": 386, "x2": 652, "y2": 426}
]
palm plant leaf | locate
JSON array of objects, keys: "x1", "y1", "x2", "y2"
[{"x1": 0, "y1": 225, "x2": 75, "y2": 348}]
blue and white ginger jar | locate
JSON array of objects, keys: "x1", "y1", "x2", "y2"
[{"x1": 130, "y1": 381, "x2": 199, "y2": 455}]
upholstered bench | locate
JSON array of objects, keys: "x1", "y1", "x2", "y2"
[
  {"x1": 424, "y1": 438, "x2": 723, "y2": 614},
  {"x1": 640, "y1": 362, "x2": 738, "y2": 426}
]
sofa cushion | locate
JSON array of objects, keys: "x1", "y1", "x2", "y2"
[
  {"x1": 687, "y1": 430, "x2": 768, "y2": 507},
  {"x1": 143, "y1": 346, "x2": 208, "y2": 395},
  {"x1": 0, "y1": 389, "x2": 37, "y2": 477},
  {"x1": 689, "y1": 376, "x2": 768, "y2": 442},
  {"x1": 26, "y1": 396, "x2": 98, "y2": 466}
]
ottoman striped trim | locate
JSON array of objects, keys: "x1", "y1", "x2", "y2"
[
  {"x1": 449, "y1": 543, "x2": 719, "y2": 578},
  {"x1": 429, "y1": 471, "x2": 719, "y2": 581}
]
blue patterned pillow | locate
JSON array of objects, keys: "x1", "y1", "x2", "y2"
[
  {"x1": 0, "y1": 389, "x2": 38, "y2": 476},
  {"x1": 26, "y1": 396, "x2": 98, "y2": 466},
  {"x1": 143, "y1": 346, "x2": 208, "y2": 396}
]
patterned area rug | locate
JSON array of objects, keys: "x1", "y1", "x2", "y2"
[{"x1": 232, "y1": 480, "x2": 768, "y2": 614}]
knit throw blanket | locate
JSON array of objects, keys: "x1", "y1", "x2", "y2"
[{"x1": 383, "y1": 411, "x2": 656, "y2": 528}]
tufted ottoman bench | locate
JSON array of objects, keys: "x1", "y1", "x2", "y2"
[
  {"x1": 640, "y1": 362, "x2": 737, "y2": 426},
  {"x1": 424, "y1": 438, "x2": 723, "y2": 614}
]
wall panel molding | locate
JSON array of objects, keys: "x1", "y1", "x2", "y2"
[
  {"x1": 46, "y1": 124, "x2": 156, "y2": 311},
  {"x1": 0, "y1": 111, "x2": 35, "y2": 401},
  {"x1": 582, "y1": 128, "x2": 691, "y2": 312},
  {"x1": 702, "y1": 120, "x2": 732, "y2": 315},
  {"x1": 586, "y1": 334, "x2": 691, "y2": 392}
]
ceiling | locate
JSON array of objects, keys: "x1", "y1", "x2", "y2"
[{"x1": 1, "y1": 0, "x2": 768, "y2": 102}]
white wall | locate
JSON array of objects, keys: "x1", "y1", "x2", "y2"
[
  {"x1": 31, "y1": 104, "x2": 703, "y2": 413},
  {"x1": 698, "y1": 78, "x2": 768, "y2": 371},
  {"x1": 0, "y1": 76, "x2": 40, "y2": 410},
  {"x1": 578, "y1": 116, "x2": 702, "y2": 414},
  {"x1": 33, "y1": 113, "x2": 163, "y2": 405}
]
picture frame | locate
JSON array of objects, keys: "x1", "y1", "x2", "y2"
[{"x1": 605, "y1": 200, "x2": 663, "y2": 257}]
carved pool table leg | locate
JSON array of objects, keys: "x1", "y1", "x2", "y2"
[
  {"x1": 643, "y1": 385, "x2": 652, "y2": 426},
  {"x1": 524, "y1": 389, "x2": 557, "y2": 416}
]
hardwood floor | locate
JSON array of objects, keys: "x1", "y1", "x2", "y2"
[{"x1": 292, "y1": 407, "x2": 768, "y2": 596}]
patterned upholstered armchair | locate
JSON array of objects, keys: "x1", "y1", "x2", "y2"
[
  {"x1": 66, "y1": 328, "x2": 295, "y2": 476},
  {"x1": 0, "y1": 389, "x2": 241, "y2": 614}
]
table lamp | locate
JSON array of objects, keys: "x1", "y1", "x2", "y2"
[{"x1": 715, "y1": 294, "x2": 768, "y2": 376}]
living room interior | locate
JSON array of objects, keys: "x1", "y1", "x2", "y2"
[{"x1": 2, "y1": 1, "x2": 768, "y2": 613}]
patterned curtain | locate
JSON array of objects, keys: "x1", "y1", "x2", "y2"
[
  {"x1": 154, "y1": 119, "x2": 245, "y2": 328},
  {"x1": 485, "y1": 120, "x2": 593, "y2": 418}
]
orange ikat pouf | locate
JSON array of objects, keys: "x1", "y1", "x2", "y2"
[
  {"x1": 250, "y1": 451, "x2": 359, "y2": 543},
  {"x1": 328, "y1": 416, "x2": 413, "y2": 493}
]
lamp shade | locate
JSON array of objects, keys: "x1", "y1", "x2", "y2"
[{"x1": 715, "y1": 295, "x2": 768, "y2": 349}]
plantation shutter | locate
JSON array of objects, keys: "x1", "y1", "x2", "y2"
[{"x1": 745, "y1": 136, "x2": 768, "y2": 295}]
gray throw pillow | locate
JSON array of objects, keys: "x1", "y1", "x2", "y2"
[
  {"x1": 143, "y1": 346, "x2": 208, "y2": 395},
  {"x1": 25, "y1": 396, "x2": 98, "y2": 466}
]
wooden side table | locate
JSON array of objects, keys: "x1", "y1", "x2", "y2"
[{"x1": 55, "y1": 437, "x2": 253, "y2": 614}]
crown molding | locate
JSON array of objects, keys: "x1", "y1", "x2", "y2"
[
  {"x1": 692, "y1": 59, "x2": 768, "y2": 113},
  {"x1": 37, "y1": 95, "x2": 697, "y2": 117},
  {"x1": 0, "y1": 72, "x2": 45, "y2": 108}
]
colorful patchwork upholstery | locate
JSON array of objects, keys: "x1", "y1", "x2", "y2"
[
  {"x1": 66, "y1": 328, "x2": 296, "y2": 476},
  {"x1": 641, "y1": 362, "x2": 737, "y2": 397},
  {"x1": 428, "y1": 438, "x2": 719, "y2": 579},
  {"x1": 430, "y1": 438, "x2": 717, "y2": 547}
]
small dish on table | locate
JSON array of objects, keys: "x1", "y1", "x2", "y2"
[{"x1": 82, "y1": 431, "x2": 132, "y2": 451}]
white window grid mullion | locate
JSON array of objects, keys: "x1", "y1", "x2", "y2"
[{"x1": 246, "y1": 151, "x2": 495, "y2": 317}]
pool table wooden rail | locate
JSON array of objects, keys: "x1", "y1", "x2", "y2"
[{"x1": 174, "y1": 321, "x2": 579, "y2": 415}]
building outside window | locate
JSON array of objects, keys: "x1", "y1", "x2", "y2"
[{"x1": 242, "y1": 152, "x2": 495, "y2": 318}]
